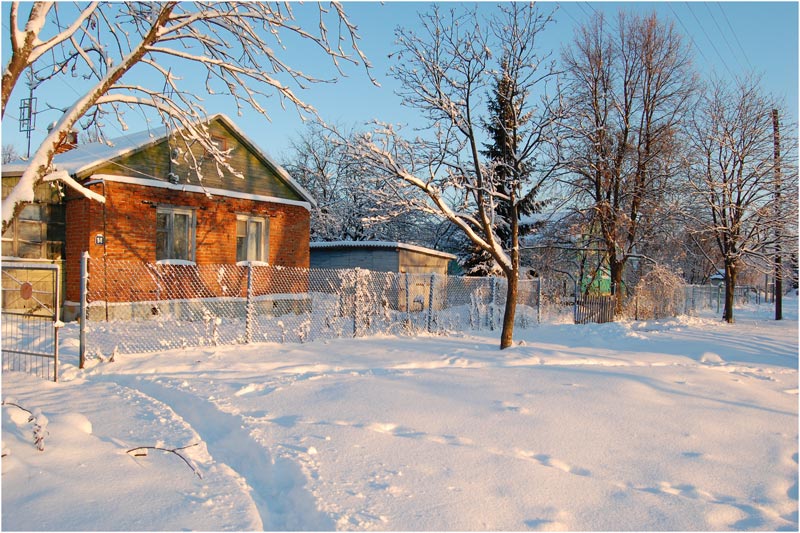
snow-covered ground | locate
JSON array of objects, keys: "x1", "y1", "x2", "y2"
[{"x1": 2, "y1": 298, "x2": 798, "y2": 531}]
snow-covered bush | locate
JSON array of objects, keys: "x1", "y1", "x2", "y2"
[
  {"x1": 2, "y1": 400, "x2": 48, "y2": 452},
  {"x1": 338, "y1": 268, "x2": 384, "y2": 337},
  {"x1": 296, "y1": 319, "x2": 312, "y2": 343},
  {"x1": 628, "y1": 265, "x2": 686, "y2": 320}
]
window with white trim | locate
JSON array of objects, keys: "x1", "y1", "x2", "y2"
[
  {"x1": 236, "y1": 215, "x2": 268, "y2": 262},
  {"x1": 156, "y1": 207, "x2": 195, "y2": 261}
]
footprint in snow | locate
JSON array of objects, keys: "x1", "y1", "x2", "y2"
[
  {"x1": 494, "y1": 400, "x2": 531, "y2": 414},
  {"x1": 515, "y1": 449, "x2": 591, "y2": 477}
]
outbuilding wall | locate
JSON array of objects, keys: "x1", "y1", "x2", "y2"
[
  {"x1": 310, "y1": 244, "x2": 452, "y2": 276},
  {"x1": 309, "y1": 247, "x2": 400, "y2": 272}
]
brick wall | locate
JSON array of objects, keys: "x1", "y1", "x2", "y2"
[{"x1": 65, "y1": 179, "x2": 310, "y2": 302}]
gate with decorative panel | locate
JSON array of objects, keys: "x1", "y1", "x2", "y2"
[{"x1": 1, "y1": 262, "x2": 61, "y2": 382}]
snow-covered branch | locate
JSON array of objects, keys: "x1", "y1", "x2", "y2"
[
  {"x1": 43, "y1": 171, "x2": 106, "y2": 204},
  {"x1": 2, "y1": 1, "x2": 373, "y2": 227}
]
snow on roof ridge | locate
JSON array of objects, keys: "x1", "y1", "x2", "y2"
[
  {"x1": 310, "y1": 240, "x2": 457, "y2": 259},
  {"x1": 2, "y1": 113, "x2": 315, "y2": 206}
]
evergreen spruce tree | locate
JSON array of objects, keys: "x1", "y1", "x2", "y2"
[{"x1": 462, "y1": 57, "x2": 545, "y2": 276}]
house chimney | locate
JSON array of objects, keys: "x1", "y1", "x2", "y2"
[{"x1": 47, "y1": 122, "x2": 78, "y2": 154}]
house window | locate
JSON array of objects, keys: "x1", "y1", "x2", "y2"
[
  {"x1": 1, "y1": 202, "x2": 65, "y2": 260},
  {"x1": 236, "y1": 215, "x2": 268, "y2": 262},
  {"x1": 205, "y1": 135, "x2": 228, "y2": 157},
  {"x1": 156, "y1": 207, "x2": 195, "y2": 262}
]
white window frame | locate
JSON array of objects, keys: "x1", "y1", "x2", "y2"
[
  {"x1": 156, "y1": 206, "x2": 196, "y2": 262},
  {"x1": 236, "y1": 215, "x2": 268, "y2": 263}
]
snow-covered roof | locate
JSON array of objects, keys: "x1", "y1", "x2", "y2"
[
  {"x1": 709, "y1": 269, "x2": 725, "y2": 280},
  {"x1": 310, "y1": 241, "x2": 457, "y2": 260},
  {"x1": 1, "y1": 113, "x2": 316, "y2": 206},
  {"x1": 519, "y1": 209, "x2": 573, "y2": 227},
  {"x1": 2, "y1": 127, "x2": 163, "y2": 177}
]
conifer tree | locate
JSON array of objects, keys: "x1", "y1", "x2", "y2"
[{"x1": 462, "y1": 57, "x2": 548, "y2": 276}]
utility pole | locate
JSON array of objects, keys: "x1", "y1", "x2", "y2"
[{"x1": 772, "y1": 109, "x2": 782, "y2": 320}]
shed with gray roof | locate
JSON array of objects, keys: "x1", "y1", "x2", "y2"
[{"x1": 309, "y1": 241, "x2": 456, "y2": 275}]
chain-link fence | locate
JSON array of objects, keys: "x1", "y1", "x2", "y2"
[
  {"x1": 79, "y1": 258, "x2": 770, "y2": 356},
  {"x1": 83, "y1": 258, "x2": 541, "y2": 355},
  {"x1": 681, "y1": 284, "x2": 760, "y2": 315}
]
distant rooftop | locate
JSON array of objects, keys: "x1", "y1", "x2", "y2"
[{"x1": 310, "y1": 241, "x2": 457, "y2": 260}]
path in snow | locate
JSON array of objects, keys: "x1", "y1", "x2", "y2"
[
  {"x1": 96, "y1": 374, "x2": 333, "y2": 531},
  {"x1": 1, "y1": 376, "x2": 263, "y2": 531}
]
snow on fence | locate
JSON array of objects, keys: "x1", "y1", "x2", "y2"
[
  {"x1": 82, "y1": 258, "x2": 541, "y2": 355},
  {"x1": 681, "y1": 285, "x2": 760, "y2": 314}
]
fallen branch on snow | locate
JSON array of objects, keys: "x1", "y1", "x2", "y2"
[
  {"x1": 2, "y1": 400, "x2": 31, "y2": 414},
  {"x1": 126, "y1": 443, "x2": 203, "y2": 479}
]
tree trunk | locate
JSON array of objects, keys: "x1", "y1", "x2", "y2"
[
  {"x1": 723, "y1": 260, "x2": 736, "y2": 323},
  {"x1": 499, "y1": 198, "x2": 521, "y2": 350},
  {"x1": 609, "y1": 256, "x2": 626, "y2": 316},
  {"x1": 500, "y1": 268, "x2": 518, "y2": 349}
]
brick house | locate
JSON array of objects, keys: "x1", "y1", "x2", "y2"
[{"x1": 2, "y1": 114, "x2": 314, "y2": 319}]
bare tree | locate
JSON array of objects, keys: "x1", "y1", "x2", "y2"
[
  {"x1": 2, "y1": 1, "x2": 373, "y2": 228},
  {"x1": 685, "y1": 75, "x2": 798, "y2": 323},
  {"x1": 284, "y1": 123, "x2": 435, "y2": 244},
  {"x1": 560, "y1": 11, "x2": 696, "y2": 312},
  {"x1": 2, "y1": 144, "x2": 20, "y2": 164},
  {"x1": 333, "y1": 4, "x2": 561, "y2": 349}
]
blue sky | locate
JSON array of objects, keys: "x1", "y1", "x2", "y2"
[{"x1": 2, "y1": 2, "x2": 798, "y2": 163}]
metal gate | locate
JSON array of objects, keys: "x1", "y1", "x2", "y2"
[
  {"x1": 1, "y1": 262, "x2": 61, "y2": 382},
  {"x1": 574, "y1": 293, "x2": 615, "y2": 324}
]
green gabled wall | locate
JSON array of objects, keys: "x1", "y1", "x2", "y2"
[{"x1": 80, "y1": 118, "x2": 302, "y2": 201}]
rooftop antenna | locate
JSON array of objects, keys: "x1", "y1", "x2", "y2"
[{"x1": 18, "y1": 68, "x2": 37, "y2": 158}]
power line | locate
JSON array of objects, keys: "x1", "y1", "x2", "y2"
[
  {"x1": 667, "y1": 3, "x2": 712, "y2": 67},
  {"x1": 582, "y1": 2, "x2": 599, "y2": 17},
  {"x1": 556, "y1": 2, "x2": 581, "y2": 26},
  {"x1": 704, "y1": 3, "x2": 744, "y2": 72},
  {"x1": 685, "y1": 2, "x2": 733, "y2": 74},
  {"x1": 574, "y1": 2, "x2": 591, "y2": 20},
  {"x1": 716, "y1": 1, "x2": 753, "y2": 70}
]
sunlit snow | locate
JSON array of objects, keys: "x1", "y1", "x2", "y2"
[{"x1": 2, "y1": 297, "x2": 797, "y2": 531}]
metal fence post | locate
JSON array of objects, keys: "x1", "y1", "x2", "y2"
[
  {"x1": 489, "y1": 277, "x2": 497, "y2": 330},
  {"x1": 537, "y1": 277, "x2": 542, "y2": 324},
  {"x1": 79, "y1": 251, "x2": 89, "y2": 369},
  {"x1": 53, "y1": 262, "x2": 61, "y2": 382},
  {"x1": 427, "y1": 273, "x2": 436, "y2": 333},
  {"x1": 573, "y1": 280, "x2": 579, "y2": 324},
  {"x1": 245, "y1": 263, "x2": 253, "y2": 344},
  {"x1": 353, "y1": 270, "x2": 359, "y2": 337},
  {"x1": 405, "y1": 273, "x2": 410, "y2": 320}
]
